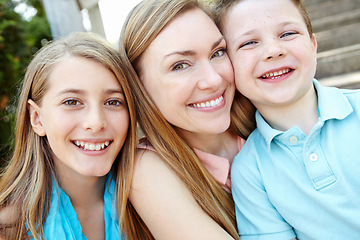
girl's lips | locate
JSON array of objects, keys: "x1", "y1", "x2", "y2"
[{"x1": 72, "y1": 140, "x2": 112, "y2": 151}]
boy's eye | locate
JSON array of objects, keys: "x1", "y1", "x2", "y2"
[
  {"x1": 211, "y1": 49, "x2": 226, "y2": 59},
  {"x1": 281, "y1": 31, "x2": 297, "y2": 38},
  {"x1": 63, "y1": 99, "x2": 80, "y2": 106},
  {"x1": 240, "y1": 40, "x2": 257, "y2": 49},
  {"x1": 171, "y1": 62, "x2": 189, "y2": 71}
]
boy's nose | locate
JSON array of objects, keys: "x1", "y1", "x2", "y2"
[{"x1": 264, "y1": 38, "x2": 286, "y2": 60}]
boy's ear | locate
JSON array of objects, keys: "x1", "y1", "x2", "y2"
[
  {"x1": 28, "y1": 99, "x2": 46, "y2": 136},
  {"x1": 311, "y1": 33, "x2": 318, "y2": 53}
]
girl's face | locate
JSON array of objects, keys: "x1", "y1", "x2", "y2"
[
  {"x1": 29, "y1": 56, "x2": 129, "y2": 180},
  {"x1": 138, "y1": 8, "x2": 235, "y2": 139},
  {"x1": 223, "y1": 0, "x2": 317, "y2": 112}
]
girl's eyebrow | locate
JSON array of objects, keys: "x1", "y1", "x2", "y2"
[
  {"x1": 105, "y1": 89, "x2": 124, "y2": 95},
  {"x1": 56, "y1": 88, "x2": 124, "y2": 96},
  {"x1": 56, "y1": 89, "x2": 85, "y2": 96}
]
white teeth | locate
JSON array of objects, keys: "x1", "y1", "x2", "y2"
[
  {"x1": 262, "y1": 68, "x2": 290, "y2": 79},
  {"x1": 192, "y1": 96, "x2": 223, "y2": 108},
  {"x1": 73, "y1": 140, "x2": 111, "y2": 151}
]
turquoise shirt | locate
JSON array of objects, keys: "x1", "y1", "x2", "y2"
[
  {"x1": 38, "y1": 174, "x2": 122, "y2": 240},
  {"x1": 232, "y1": 80, "x2": 360, "y2": 240}
]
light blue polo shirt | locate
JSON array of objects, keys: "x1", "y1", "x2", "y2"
[
  {"x1": 37, "y1": 174, "x2": 123, "y2": 240},
  {"x1": 231, "y1": 79, "x2": 360, "y2": 240}
]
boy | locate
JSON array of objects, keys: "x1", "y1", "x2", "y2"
[{"x1": 217, "y1": 0, "x2": 360, "y2": 239}]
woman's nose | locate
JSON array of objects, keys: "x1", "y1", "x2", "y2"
[{"x1": 197, "y1": 62, "x2": 223, "y2": 90}]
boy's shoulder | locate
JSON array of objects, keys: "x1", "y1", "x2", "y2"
[
  {"x1": 234, "y1": 128, "x2": 267, "y2": 164},
  {"x1": 332, "y1": 86, "x2": 360, "y2": 107}
]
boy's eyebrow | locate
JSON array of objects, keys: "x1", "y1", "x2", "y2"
[{"x1": 163, "y1": 36, "x2": 225, "y2": 60}]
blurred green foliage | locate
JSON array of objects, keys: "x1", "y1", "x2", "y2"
[{"x1": 0, "y1": 0, "x2": 51, "y2": 164}]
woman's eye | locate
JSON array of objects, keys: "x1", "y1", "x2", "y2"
[
  {"x1": 106, "y1": 99, "x2": 123, "y2": 106},
  {"x1": 211, "y1": 49, "x2": 226, "y2": 59},
  {"x1": 171, "y1": 62, "x2": 189, "y2": 71},
  {"x1": 63, "y1": 99, "x2": 80, "y2": 106}
]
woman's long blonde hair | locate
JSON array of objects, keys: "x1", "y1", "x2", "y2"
[
  {"x1": 119, "y1": 0, "x2": 255, "y2": 239},
  {"x1": 0, "y1": 32, "x2": 137, "y2": 240}
]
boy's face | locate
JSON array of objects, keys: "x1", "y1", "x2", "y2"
[{"x1": 223, "y1": 0, "x2": 317, "y2": 111}]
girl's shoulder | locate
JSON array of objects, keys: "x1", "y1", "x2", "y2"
[
  {"x1": 0, "y1": 203, "x2": 20, "y2": 239},
  {"x1": 0, "y1": 203, "x2": 19, "y2": 224}
]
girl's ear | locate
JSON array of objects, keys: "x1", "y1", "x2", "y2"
[{"x1": 28, "y1": 99, "x2": 46, "y2": 136}]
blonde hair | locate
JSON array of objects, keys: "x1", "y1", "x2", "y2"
[
  {"x1": 215, "y1": 0, "x2": 313, "y2": 37},
  {"x1": 0, "y1": 32, "x2": 137, "y2": 240},
  {"x1": 119, "y1": 0, "x2": 255, "y2": 239}
]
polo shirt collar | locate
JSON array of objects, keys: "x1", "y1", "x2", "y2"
[
  {"x1": 256, "y1": 79, "x2": 353, "y2": 149},
  {"x1": 314, "y1": 79, "x2": 353, "y2": 121}
]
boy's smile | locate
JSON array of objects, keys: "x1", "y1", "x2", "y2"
[{"x1": 223, "y1": 0, "x2": 317, "y2": 113}]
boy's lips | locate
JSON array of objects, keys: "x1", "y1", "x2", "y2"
[{"x1": 260, "y1": 68, "x2": 293, "y2": 80}]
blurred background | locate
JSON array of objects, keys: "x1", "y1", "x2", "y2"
[{"x1": 0, "y1": 0, "x2": 359, "y2": 166}]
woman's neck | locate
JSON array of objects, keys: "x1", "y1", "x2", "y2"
[{"x1": 178, "y1": 130, "x2": 239, "y2": 160}]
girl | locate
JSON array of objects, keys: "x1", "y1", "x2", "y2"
[
  {"x1": 0, "y1": 32, "x2": 136, "y2": 240},
  {"x1": 119, "y1": 0, "x2": 255, "y2": 239}
]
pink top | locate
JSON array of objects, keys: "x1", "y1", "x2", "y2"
[{"x1": 137, "y1": 137, "x2": 246, "y2": 192}]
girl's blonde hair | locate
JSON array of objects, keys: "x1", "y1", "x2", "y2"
[
  {"x1": 0, "y1": 32, "x2": 137, "y2": 240},
  {"x1": 119, "y1": 0, "x2": 255, "y2": 239}
]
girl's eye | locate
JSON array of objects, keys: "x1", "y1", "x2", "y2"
[
  {"x1": 211, "y1": 48, "x2": 226, "y2": 59},
  {"x1": 106, "y1": 99, "x2": 124, "y2": 106},
  {"x1": 63, "y1": 99, "x2": 80, "y2": 106},
  {"x1": 171, "y1": 62, "x2": 189, "y2": 71},
  {"x1": 240, "y1": 40, "x2": 257, "y2": 49}
]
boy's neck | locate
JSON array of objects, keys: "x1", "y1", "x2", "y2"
[{"x1": 257, "y1": 85, "x2": 318, "y2": 135}]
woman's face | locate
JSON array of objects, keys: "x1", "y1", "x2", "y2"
[
  {"x1": 28, "y1": 56, "x2": 129, "y2": 180},
  {"x1": 138, "y1": 8, "x2": 235, "y2": 138}
]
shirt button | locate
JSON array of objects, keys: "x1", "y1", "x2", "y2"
[
  {"x1": 309, "y1": 153, "x2": 318, "y2": 162},
  {"x1": 290, "y1": 136, "x2": 298, "y2": 144}
]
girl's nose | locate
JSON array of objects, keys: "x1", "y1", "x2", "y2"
[{"x1": 83, "y1": 105, "x2": 106, "y2": 132}]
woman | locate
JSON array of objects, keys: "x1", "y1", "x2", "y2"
[
  {"x1": 0, "y1": 32, "x2": 136, "y2": 240},
  {"x1": 119, "y1": 0, "x2": 255, "y2": 239}
]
